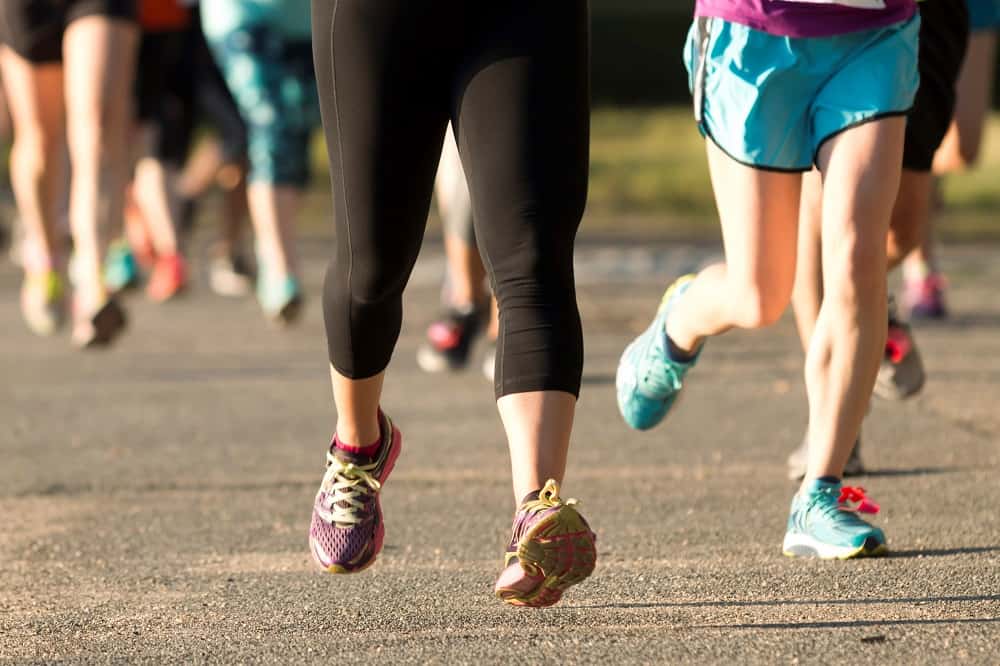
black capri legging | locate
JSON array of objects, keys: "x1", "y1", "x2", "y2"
[{"x1": 312, "y1": 0, "x2": 590, "y2": 398}]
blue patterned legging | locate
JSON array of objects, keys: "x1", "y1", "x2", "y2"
[{"x1": 201, "y1": 0, "x2": 318, "y2": 186}]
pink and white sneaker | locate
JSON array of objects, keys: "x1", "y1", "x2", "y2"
[
  {"x1": 494, "y1": 479, "x2": 597, "y2": 608},
  {"x1": 903, "y1": 273, "x2": 947, "y2": 320}
]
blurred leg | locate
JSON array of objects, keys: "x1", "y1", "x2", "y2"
[
  {"x1": 62, "y1": 16, "x2": 138, "y2": 313},
  {"x1": 933, "y1": 31, "x2": 996, "y2": 172},
  {"x1": 0, "y1": 48, "x2": 66, "y2": 270}
]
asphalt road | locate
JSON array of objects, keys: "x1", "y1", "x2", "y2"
[{"x1": 2, "y1": 240, "x2": 999, "y2": 664}]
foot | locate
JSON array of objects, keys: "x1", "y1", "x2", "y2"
[
  {"x1": 416, "y1": 304, "x2": 486, "y2": 373},
  {"x1": 309, "y1": 412, "x2": 402, "y2": 574},
  {"x1": 783, "y1": 479, "x2": 887, "y2": 559},
  {"x1": 257, "y1": 273, "x2": 303, "y2": 325},
  {"x1": 616, "y1": 275, "x2": 701, "y2": 431},
  {"x1": 874, "y1": 316, "x2": 925, "y2": 401},
  {"x1": 903, "y1": 273, "x2": 947, "y2": 320},
  {"x1": 209, "y1": 252, "x2": 254, "y2": 298},
  {"x1": 104, "y1": 240, "x2": 141, "y2": 293},
  {"x1": 146, "y1": 253, "x2": 188, "y2": 303},
  {"x1": 72, "y1": 297, "x2": 127, "y2": 349},
  {"x1": 21, "y1": 270, "x2": 66, "y2": 336},
  {"x1": 786, "y1": 433, "x2": 865, "y2": 481},
  {"x1": 494, "y1": 479, "x2": 597, "y2": 608}
]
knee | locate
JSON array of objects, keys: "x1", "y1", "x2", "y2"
[
  {"x1": 343, "y1": 259, "x2": 408, "y2": 307},
  {"x1": 828, "y1": 236, "x2": 887, "y2": 307},
  {"x1": 12, "y1": 126, "x2": 61, "y2": 172}
]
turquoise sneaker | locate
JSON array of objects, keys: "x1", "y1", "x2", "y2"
[
  {"x1": 616, "y1": 275, "x2": 701, "y2": 431},
  {"x1": 783, "y1": 479, "x2": 887, "y2": 559},
  {"x1": 257, "y1": 272, "x2": 303, "y2": 325},
  {"x1": 104, "y1": 240, "x2": 140, "y2": 293}
]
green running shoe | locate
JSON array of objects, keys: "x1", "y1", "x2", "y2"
[
  {"x1": 616, "y1": 275, "x2": 701, "y2": 431},
  {"x1": 783, "y1": 479, "x2": 887, "y2": 559}
]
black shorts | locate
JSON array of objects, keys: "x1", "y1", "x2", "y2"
[
  {"x1": 0, "y1": 0, "x2": 137, "y2": 63},
  {"x1": 134, "y1": 17, "x2": 248, "y2": 168},
  {"x1": 135, "y1": 28, "x2": 190, "y2": 165},
  {"x1": 903, "y1": 0, "x2": 970, "y2": 171}
]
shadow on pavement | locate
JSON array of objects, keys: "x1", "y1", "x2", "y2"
[
  {"x1": 858, "y1": 466, "x2": 963, "y2": 478},
  {"x1": 889, "y1": 546, "x2": 1000, "y2": 558},
  {"x1": 573, "y1": 593, "x2": 1000, "y2": 611},
  {"x1": 694, "y1": 617, "x2": 1000, "y2": 630}
]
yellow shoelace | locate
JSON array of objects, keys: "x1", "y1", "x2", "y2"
[{"x1": 320, "y1": 451, "x2": 382, "y2": 526}]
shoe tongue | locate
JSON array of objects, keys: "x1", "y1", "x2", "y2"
[
  {"x1": 803, "y1": 478, "x2": 841, "y2": 496},
  {"x1": 332, "y1": 445, "x2": 376, "y2": 467}
]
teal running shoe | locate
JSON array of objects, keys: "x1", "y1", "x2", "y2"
[
  {"x1": 104, "y1": 239, "x2": 140, "y2": 292},
  {"x1": 616, "y1": 275, "x2": 701, "y2": 431},
  {"x1": 257, "y1": 272, "x2": 303, "y2": 325},
  {"x1": 783, "y1": 479, "x2": 887, "y2": 559}
]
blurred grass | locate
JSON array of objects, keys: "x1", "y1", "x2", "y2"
[{"x1": 308, "y1": 107, "x2": 1000, "y2": 241}]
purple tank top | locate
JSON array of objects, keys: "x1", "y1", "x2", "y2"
[{"x1": 695, "y1": 0, "x2": 917, "y2": 38}]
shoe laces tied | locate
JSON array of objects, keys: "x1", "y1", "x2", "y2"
[
  {"x1": 320, "y1": 451, "x2": 382, "y2": 526},
  {"x1": 509, "y1": 479, "x2": 579, "y2": 544},
  {"x1": 838, "y1": 486, "x2": 880, "y2": 515},
  {"x1": 643, "y1": 336, "x2": 683, "y2": 395}
]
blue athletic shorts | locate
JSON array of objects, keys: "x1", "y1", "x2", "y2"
[
  {"x1": 684, "y1": 15, "x2": 920, "y2": 172},
  {"x1": 967, "y1": 0, "x2": 1000, "y2": 30}
]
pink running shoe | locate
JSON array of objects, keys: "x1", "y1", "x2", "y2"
[
  {"x1": 146, "y1": 253, "x2": 188, "y2": 303},
  {"x1": 903, "y1": 273, "x2": 947, "y2": 320},
  {"x1": 309, "y1": 412, "x2": 402, "y2": 574},
  {"x1": 494, "y1": 479, "x2": 597, "y2": 608}
]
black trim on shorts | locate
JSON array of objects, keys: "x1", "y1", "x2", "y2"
[
  {"x1": 812, "y1": 109, "x2": 912, "y2": 169},
  {"x1": 701, "y1": 124, "x2": 812, "y2": 174}
]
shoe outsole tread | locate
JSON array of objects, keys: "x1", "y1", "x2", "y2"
[{"x1": 496, "y1": 504, "x2": 597, "y2": 608}]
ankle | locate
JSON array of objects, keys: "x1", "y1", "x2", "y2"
[{"x1": 335, "y1": 417, "x2": 382, "y2": 455}]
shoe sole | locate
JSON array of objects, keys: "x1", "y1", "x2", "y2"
[
  {"x1": 782, "y1": 533, "x2": 888, "y2": 560},
  {"x1": 496, "y1": 504, "x2": 597, "y2": 608},
  {"x1": 416, "y1": 344, "x2": 468, "y2": 373},
  {"x1": 616, "y1": 275, "x2": 697, "y2": 432},
  {"x1": 75, "y1": 300, "x2": 128, "y2": 349},
  {"x1": 310, "y1": 421, "x2": 403, "y2": 575}
]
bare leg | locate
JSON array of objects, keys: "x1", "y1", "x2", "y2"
[
  {"x1": 177, "y1": 136, "x2": 225, "y2": 197},
  {"x1": 132, "y1": 126, "x2": 180, "y2": 256},
  {"x1": 442, "y1": 232, "x2": 487, "y2": 307},
  {"x1": 247, "y1": 183, "x2": 301, "y2": 278},
  {"x1": 791, "y1": 170, "x2": 825, "y2": 353},
  {"x1": 330, "y1": 367, "x2": 383, "y2": 448},
  {"x1": 218, "y1": 171, "x2": 249, "y2": 256},
  {"x1": 665, "y1": 141, "x2": 802, "y2": 354},
  {"x1": 0, "y1": 49, "x2": 66, "y2": 270},
  {"x1": 435, "y1": 125, "x2": 486, "y2": 309},
  {"x1": 887, "y1": 170, "x2": 933, "y2": 269},
  {"x1": 933, "y1": 31, "x2": 997, "y2": 172},
  {"x1": 498, "y1": 391, "x2": 576, "y2": 502},
  {"x1": 63, "y1": 16, "x2": 138, "y2": 314},
  {"x1": 804, "y1": 118, "x2": 906, "y2": 482}
]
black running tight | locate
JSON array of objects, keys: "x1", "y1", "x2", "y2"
[{"x1": 312, "y1": 0, "x2": 590, "y2": 398}]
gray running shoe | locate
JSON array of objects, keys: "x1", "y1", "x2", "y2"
[
  {"x1": 787, "y1": 433, "x2": 865, "y2": 481},
  {"x1": 874, "y1": 320, "x2": 925, "y2": 401}
]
